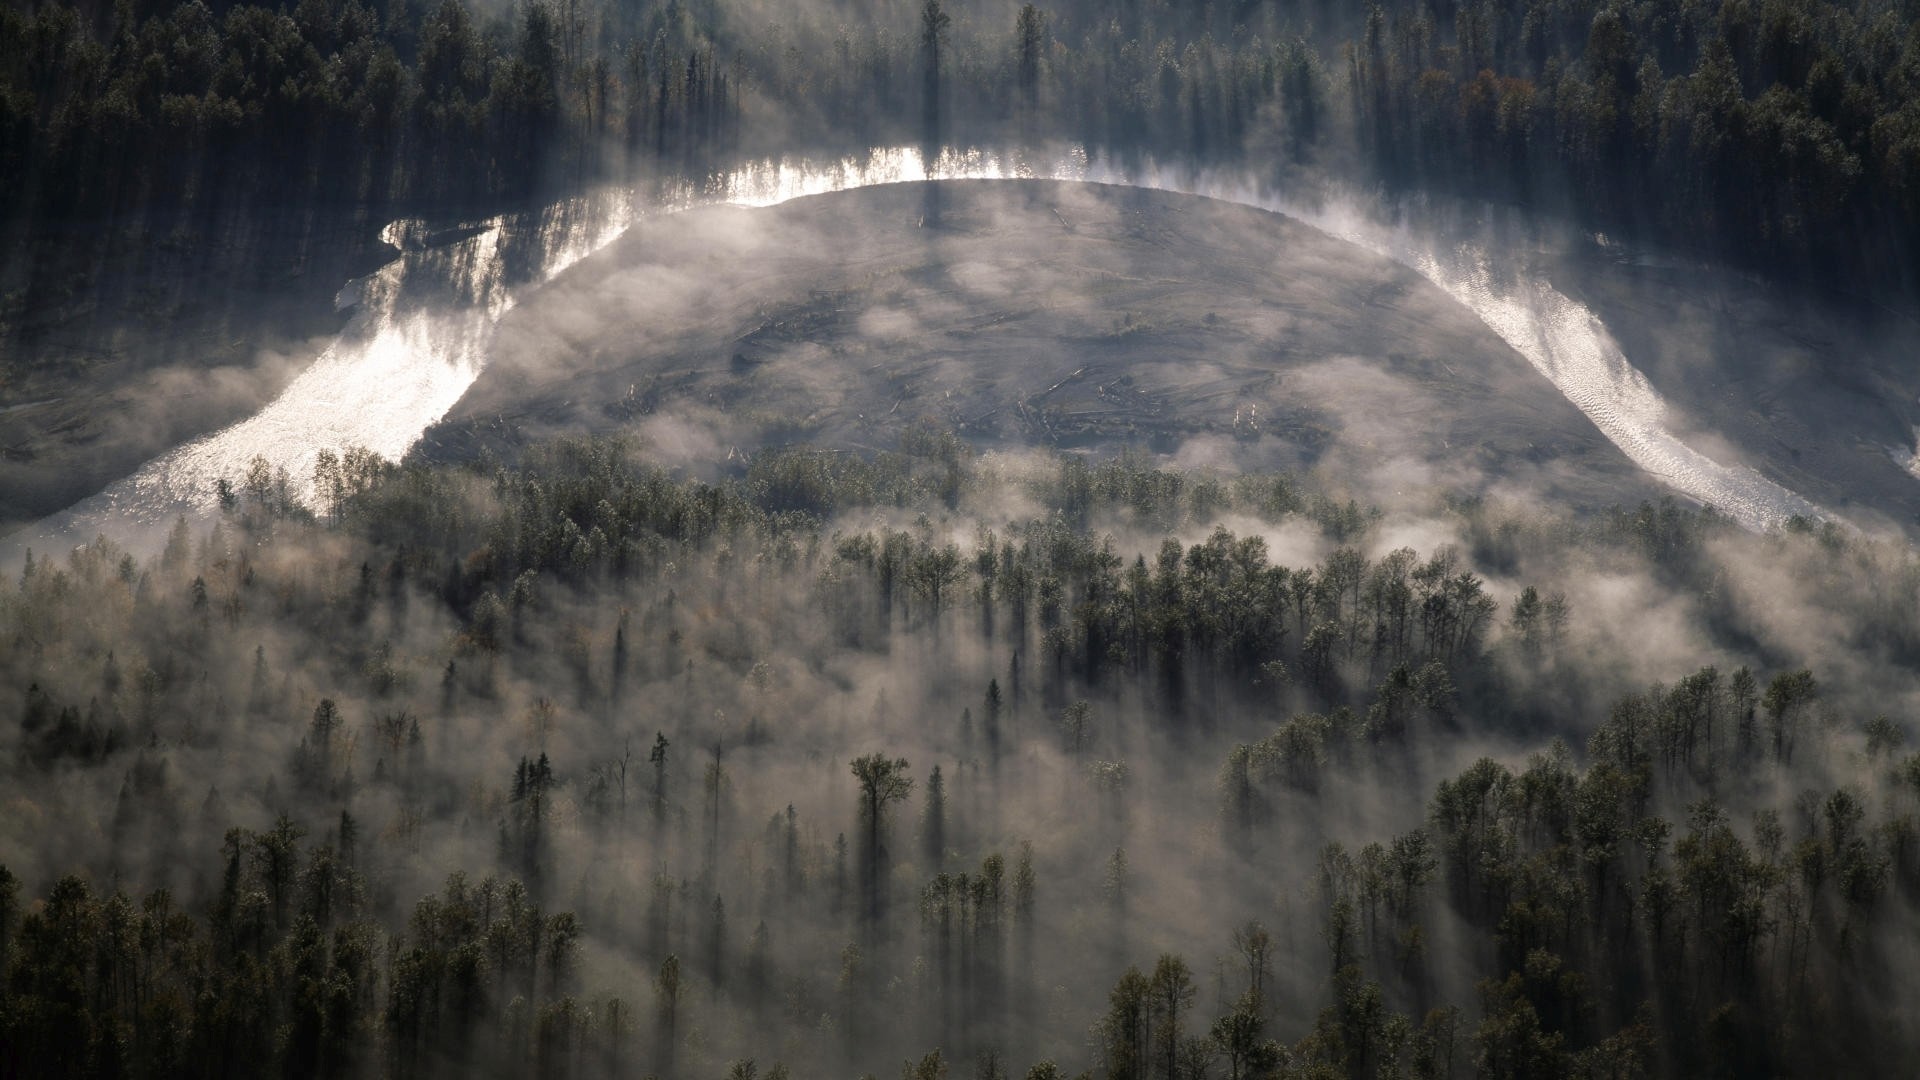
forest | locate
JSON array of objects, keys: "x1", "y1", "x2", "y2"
[
  {"x1": 3, "y1": 0, "x2": 1920, "y2": 290},
  {"x1": 5, "y1": 431, "x2": 1920, "y2": 1077},
  {"x1": 7, "y1": 0, "x2": 1920, "y2": 1075}
]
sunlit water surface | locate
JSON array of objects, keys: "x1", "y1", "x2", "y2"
[{"x1": 9, "y1": 145, "x2": 1831, "y2": 564}]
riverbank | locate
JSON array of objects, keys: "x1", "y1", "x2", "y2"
[{"x1": 0, "y1": 208, "x2": 398, "y2": 532}]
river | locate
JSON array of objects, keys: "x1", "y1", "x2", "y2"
[{"x1": 3, "y1": 145, "x2": 1830, "y2": 565}]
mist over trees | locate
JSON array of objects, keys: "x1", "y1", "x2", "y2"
[
  {"x1": 5, "y1": 434, "x2": 1920, "y2": 1076},
  {"x1": 7, "y1": 0, "x2": 1920, "y2": 1076}
]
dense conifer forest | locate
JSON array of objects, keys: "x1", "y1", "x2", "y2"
[
  {"x1": 5, "y1": 434, "x2": 1920, "y2": 1077},
  {"x1": 3, "y1": 0, "x2": 1919, "y2": 287}
]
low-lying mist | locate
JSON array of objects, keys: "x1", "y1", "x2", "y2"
[
  {"x1": 431, "y1": 179, "x2": 1654, "y2": 520},
  {"x1": 5, "y1": 434, "x2": 1919, "y2": 1077},
  {"x1": 6, "y1": 0, "x2": 1920, "y2": 1074}
]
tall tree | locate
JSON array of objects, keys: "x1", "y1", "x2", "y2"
[
  {"x1": 923, "y1": 764, "x2": 947, "y2": 866},
  {"x1": 1015, "y1": 5, "x2": 1045, "y2": 121},
  {"x1": 655, "y1": 954, "x2": 682, "y2": 1074},
  {"x1": 650, "y1": 732, "x2": 671, "y2": 825},
  {"x1": 850, "y1": 753, "x2": 915, "y2": 927},
  {"x1": 918, "y1": 0, "x2": 952, "y2": 161},
  {"x1": 1149, "y1": 954, "x2": 1195, "y2": 1080}
]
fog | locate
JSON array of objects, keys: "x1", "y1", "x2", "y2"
[
  {"x1": 4, "y1": 144, "x2": 1872, "y2": 577},
  {"x1": 9, "y1": 156, "x2": 1920, "y2": 1080},
  {"x1": 7, "y1": 418, "x2": 1920, "y2": 1074},
  {"x1": 6, "y1": 0, "x2": 1920, "y2": 1075}
]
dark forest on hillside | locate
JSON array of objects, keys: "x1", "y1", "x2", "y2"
[{"x1": 4, "y1": 0, "x2": 1920, "y2": 287}]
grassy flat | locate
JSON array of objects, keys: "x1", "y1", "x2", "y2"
[{"x1": 428, "y1": 179, "x2": 1656, "y2": 512}]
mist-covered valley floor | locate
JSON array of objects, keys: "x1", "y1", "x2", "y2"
[{"x1": 425, "y1": 180, "x2": 1657, "y2": 518}]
